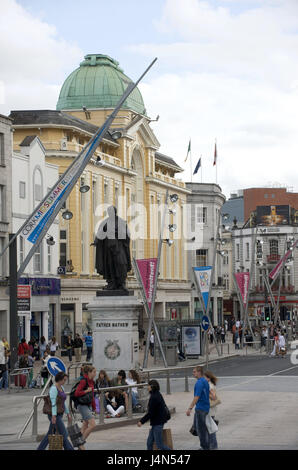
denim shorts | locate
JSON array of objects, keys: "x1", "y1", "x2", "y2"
[{"x1": 77, "y1": 404, "x2": 93, "y2": 421}]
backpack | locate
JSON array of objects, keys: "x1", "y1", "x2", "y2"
[
  {"x1": 19, "y1": 355, "x2": 29, "y2": 369},
  {"x1": 70, "y1": 377, "x2": 91, "y2": 409}
]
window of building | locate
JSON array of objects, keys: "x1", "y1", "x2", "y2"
[
  {"x1": 223, "y1": 253, "x2": 229, "y2": 265},
  {"x1": 236, "y1": 244, "x2": 240, "y2": 261},
  {"x1": 223, "y1": 273, "x2": 229, "y2": 291},
  {"x1": 34, "y1": 168, "x2": 43, "y2": 203},
  {"x1": 19, "y1": 181, "x2": 26, "y2": 199},
  {"x1": 33, "y1": 243, "x2": 42, "y2": 273},
  {"x1": 196, "y1": 249, "x2": 208, "y2": 267},
  {"x1": 19, "y1": 236, "x2": 24, "y2": 265},
  {"x1": 59, "y1": 230, "x2": 67, "y2": 267},
  {"x1": 246, "y1": 242, "x2": 250, "y2": 260},
  {"x1": 0, "y1": 185, "x2": 3, "y2": 221},
  {"x1": 197, "y1": 207, "x2": 207, "y2": 224},
  {"x1": 269, "y1": 239, "x2": 278, "y2": 256},
  {"x1": 47, "y1": 245, "x2": 51, "y2": 273},
  {"x1": 0, "y1": 133, "x2": 4, "y2": 166},
  {"x1": 0, "y1": 237, "x2": 4, "y2": 276}
]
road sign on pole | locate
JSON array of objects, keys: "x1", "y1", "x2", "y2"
[
  {"x1": 201, "y1": 315, "x2": 210, "y2": 331},
  {"x1": 47, "y1": 357, "x2": 66, "y2": 377}
]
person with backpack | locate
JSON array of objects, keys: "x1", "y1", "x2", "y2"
[
  {"x1": 17, "y1": 338, "x2": 29, "y2": 357},
  {"x1": 137, "y1": 379, "x2": 171, "y2": 450},
  {"x1": 72, "y1": 365, "x2": 96, "y2": 449}
]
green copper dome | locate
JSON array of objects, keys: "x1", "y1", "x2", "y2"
[{"x1": 56, "y1": 54, "x2": 146, "y2": 115}]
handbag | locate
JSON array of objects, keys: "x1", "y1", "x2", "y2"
[
  {"x1": 67, "y1": 422, "x2": 86, "y2": 448},
  {"x1": 43, "y1": 394, "x2": 64, "y2": 415},
  {"x1": 210, "y1": 396, "x2": 222, "y2": 408},
  {"x1": 48, "y1": 425, "x2": 63, "y2": 450},
  {"x1": 153, "y1": 428, "x2": 173, "y2": 450},
  {"x1": 205, "y1": 412, "x2": 218, "y2": 434}
]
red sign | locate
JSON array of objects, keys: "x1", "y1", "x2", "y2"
[{"x1": 234, "y1": 272, "x2": 250, "y2": 309}]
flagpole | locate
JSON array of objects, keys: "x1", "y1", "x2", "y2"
[
  {"x1": 201, "y1": 155, "x2": 203, "y2": 184},
  {"x1": 215, "y1": 139, "x2": 218, "y2": 185}
]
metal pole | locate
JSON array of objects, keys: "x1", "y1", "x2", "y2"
[
  {"x1": 132, "y1": 258, "x2": 167, "y2": 367},
  {"x1": 143, "y1": 190, "x2": 169, "y2": 369},
  {"x1": 9, "y1": 234, "x2": 18, "y2": 369},
  {"x1": 244, "y1": 227, "x2": 257, "y2": 342}
]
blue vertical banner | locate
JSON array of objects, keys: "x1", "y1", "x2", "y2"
[{"x1": 193, "y1": 266, "x2": 213, "y2": 311}]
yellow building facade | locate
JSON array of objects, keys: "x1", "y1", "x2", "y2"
[{"x1": 10, "y1": 54, "x2": 192, "y2": 342}]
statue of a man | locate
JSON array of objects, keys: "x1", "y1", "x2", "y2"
[{"x1": 93, "y1": 206, "x2": 131, "y2": 292}]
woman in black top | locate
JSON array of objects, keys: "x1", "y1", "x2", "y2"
[{"x1": 137, "y1": 380, "x2": 171, "y2": 450}]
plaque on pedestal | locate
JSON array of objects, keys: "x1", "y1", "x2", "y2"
[{"x1": 87, "y1": 295, "x2": 142, "y2": 375}]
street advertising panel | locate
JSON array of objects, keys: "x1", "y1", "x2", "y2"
[
  {"x1": 182, "y1": 325, "x2": 201, "y2": 356},
  {"x1": 17, "y1": 285, "x2": 31, "y2": 318},
  {"x1": 256, "y1": 205, "x2": 290, "y2": 226}
]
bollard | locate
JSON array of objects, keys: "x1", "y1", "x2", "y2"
[
  {"x1": 99, "y1": 391, "x2": 105, "y2": 424},
  {"x1": 185, "y1": 370, "x2": 189, "y2": 393},
  {"x1": 32, "y1": 398, "x2": 38, "y2": 437},
  {"x1": 127, "y1": 389, "x2": 133, "y2": 419},
  {"x1": 166, "y1": 369, "x2": 171, "y2": 395}
]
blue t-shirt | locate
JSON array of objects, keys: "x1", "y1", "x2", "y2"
[
  {"x1": 84, "y1": 335, "x2": 93, "y2": 348},
  {"x1": 194, "y1": 377, "x2": 210, "y2": 412}
]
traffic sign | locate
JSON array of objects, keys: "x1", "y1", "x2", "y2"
[
  {"x1": 47, "y1": 357, "x2": 66, "y2": 377},
  {"x1": 201, "y1": 315, "x2": 210, "y2": 331}
]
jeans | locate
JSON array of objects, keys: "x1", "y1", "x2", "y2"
[
  {"x1": 147, "y1": 424, "x2": 171, "y2": 450},
  {"x1": 131, "y1": 391, "x2": 139, "y2": 407},
  {"x1": 194, "y1": 409, "x2": 210, "y2": 450},
  {"x1": 209, "y1": 416, "x2": 218, "y2": 449},
  {"x1": 86, "y1": 347, "x2": 93, "y2": 361},
  {"x1": 68, "y1": 349, "x2": 73, "y2": 362},
  {"x1": 0, "y1": 370, "x2": 8, "y2": 389},
  {"x1": 37, "y1": 414, "x2": 74, "y2": 450}
]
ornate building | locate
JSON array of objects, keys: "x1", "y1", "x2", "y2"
[{"x1": 10, "y1": 54, "x2": 192, "y2": 343}]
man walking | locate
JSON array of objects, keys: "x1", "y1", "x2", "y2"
[
  {"x1": 186, "y1": 366, "x2": 210, "y2": 450},
  {"x1": 84, "y1": 331, "x2": 93, "y2": 362}
]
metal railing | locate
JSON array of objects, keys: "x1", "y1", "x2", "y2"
[
  {"x1": 66, "y1": 362, "x2": 92, "y2": 384},
  {"x1": 8, "y1": 368, "x2": 34, "y2": 392},
  {"x1": 29, "y1": 382, "x2": 149, "y2": 439}
]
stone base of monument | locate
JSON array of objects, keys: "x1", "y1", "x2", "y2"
[{"x1": 87, "y1": 294, "x2": 142, "y2": 375}]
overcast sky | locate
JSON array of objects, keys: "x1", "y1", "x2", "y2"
[{"x1": 1, "y1": 0, "x2": 298, "y2": 198}]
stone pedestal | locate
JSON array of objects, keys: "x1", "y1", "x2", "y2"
[{"x1": 87, "y1": 295, "x2": 142, "y2": 375}]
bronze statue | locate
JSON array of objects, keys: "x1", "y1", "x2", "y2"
[{"x1": 93, "y1": 206, "x2": 131, "y2": 292}]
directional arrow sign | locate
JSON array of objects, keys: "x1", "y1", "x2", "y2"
[
  {"x1": 47, "y1": 357, "x2": 66, "y2": 377},
  {"x1": 201, "y1": 315, "x2": 210, "y2": 331}
]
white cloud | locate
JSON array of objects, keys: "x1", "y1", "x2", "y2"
[
  {"x1": 0, "y1": 0, "x2": 82, "y2": 114},
  {"x1": 131, "y1": 0, "x2": 298, "y2": 197}
]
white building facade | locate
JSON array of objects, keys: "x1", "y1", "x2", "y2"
[
  {"x1": 186, "y1": 183, "x2": 226, "y2": 326},
  {"x1": 12, "y1": 136, "x2": 61, "y2": 342},
  {"x1": 0, "y1": 114, "x2": 13, "y2": 339}
]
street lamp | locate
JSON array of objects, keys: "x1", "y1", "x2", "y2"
[
  {"x1": 79, "y1": 184, "x2": 90, "y2": 193},
  {"x1": 168, "y1": 224, "x2": 177, "y2": 233},
  {"x1": 62, "y1": 210, "x2": 73, "y2": 220},
  {"x1": 46, "y1": 236, "x2": 55, "y2": 246},
  {"x1": 169, "y1": 194, "x2": 178, "y2": 203},
  {"x1": 96, "y1": 156, "x2": 105, "y2": 167}
]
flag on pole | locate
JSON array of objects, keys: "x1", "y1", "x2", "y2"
[
  {"x1": 213, "y1": 141, "x2": 217, "y2": 166},
  {"x1": 193, "y1": 157, "x2": 201, "y2": 175},
  {"x1": 184, "y1": 139, "x2": 191, "y2": 162}
]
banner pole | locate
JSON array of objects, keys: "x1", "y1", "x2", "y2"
[
  {"x1": 132, "y1": 258, "x2": 167, "y2": 367},
  {"x1": 143, "y1": 190, "x2": 169, "y2": 369}
]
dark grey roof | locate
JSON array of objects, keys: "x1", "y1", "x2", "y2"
[
  {"x1": 155, "y1": 152, "x2": 183, "y2": 172},
  {"x1": 9, "y1": 110, "x2": 115, "y2": 143},
  {"x1": 19, "y1": 135, "x2": 37, "y2": 147}
]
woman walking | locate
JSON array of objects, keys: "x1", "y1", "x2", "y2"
[
  {"x1": 137, "y1": 379, "x2": 171, "y2": 450},
  {"x1": 74, "y1": 365, "x2": 97, "y2": 449},
  {"x1": 48, "y1": 337, "x2": 59, "y2": 357},
  {"x1": 37, "y1": 371, "x2": 73, "y2": 450},
  {"x1": 204, "y1": 370, "x2": 220, "y2": 450}
]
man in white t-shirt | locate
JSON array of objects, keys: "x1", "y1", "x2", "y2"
[{"x1": 236, "y1": 320, "x2": 240, "y2": 329}]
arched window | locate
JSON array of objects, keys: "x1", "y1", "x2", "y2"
[
  {"x1": 269, "y1": 239, "x2": 278, "y2": 256},
  {"x1": 33, "y1": 167, "x2": 43, "y2": 204}
]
